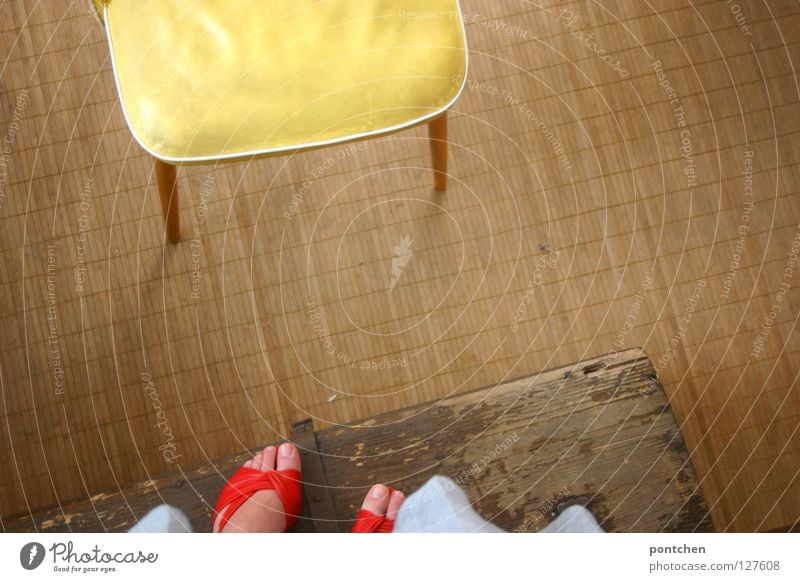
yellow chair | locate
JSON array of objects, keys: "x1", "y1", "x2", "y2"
[{"x1": 92, "y1": 0, "x2": 468, "y2": 242}]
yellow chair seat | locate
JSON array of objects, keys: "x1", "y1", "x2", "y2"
[{"x1": 102, "y1": 0, "x2": 467, "y2": 163}]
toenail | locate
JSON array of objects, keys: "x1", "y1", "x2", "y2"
[
  {"x1": 279, "y1": 443, "x2": 293, "y2": 457},
  {"x1": 371, "y1": 484, "x2": 388, "y2": 499}
]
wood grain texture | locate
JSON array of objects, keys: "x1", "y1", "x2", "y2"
[{"x1": 1, "y1": 455, "x2": 240, "y2": 533}]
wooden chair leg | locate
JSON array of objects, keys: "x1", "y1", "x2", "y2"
[
  {"x1": 428, "y1": 112, "x2": 448, "y2": 192},
  {"x1": 155, "y1": 158, "x2": 180, "y2": 243}
]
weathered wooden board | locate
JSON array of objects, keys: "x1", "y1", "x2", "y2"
[
  {"x1": 3, "y1": 350, "x2": 713, "y2": 532},
  {"x1": 316, "y1": 349, "x2": 714, "y2": 532},
  {"x1": 4, "y1": 0, "x2": 800, "y2": 534},
  {"x1": 1, "y1": 454, "x2": 242, "y2": 533},
  {"x1": 0, "y1": 424, "x2": 328, "y2": 533}
]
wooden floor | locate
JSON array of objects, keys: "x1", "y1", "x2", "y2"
[{"x1": 1, "y1": 0, "x2": 798, "y2": 532}]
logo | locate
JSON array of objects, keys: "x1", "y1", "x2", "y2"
[
  {"x1": 388, "y1": 235, "x2": 413, "y2": 291},
  {"x1": 20, "y1": 542, "x2": 45, "y2": 570}
]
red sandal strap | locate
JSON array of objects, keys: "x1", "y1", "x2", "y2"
[
  {"x1": 351, "y1": 509, "x2": 396, "y2": 533},
  {"x1": 213, "y1": 467, "x2": 302, "y2": 532}
]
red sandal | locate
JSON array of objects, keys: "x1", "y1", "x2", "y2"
[
  {"x1": 351, "y1": 486, "x2": 397, "y2": 533},
  {"x1": 213, "y1": 466, "x2": 302, "y2": 532}
]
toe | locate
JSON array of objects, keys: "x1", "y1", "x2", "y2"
[
  {"x1": 360, "y1": 484, "x2": 391, "y2": 516},
  {"x1": 276, "y1": 442, "x2": 301, "y2": 473},
  {"x1": 260, "y1": 446, "x2": 277, "y2": 472},
  {"x1": 243, "y1": 459, "x2": 253, "y2": 469},
  {"x1": 385, "y1": 490, "x2": 405, "y2": 521},
  {"x1": 251, "y1": 451, "x2": 263, "y2": 471}
]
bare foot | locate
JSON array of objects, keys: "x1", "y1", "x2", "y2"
[
  {"x1": 356, "y1": 484, "x2": 405, "y2": 531},
  {"x1": 215, "y1": 443, "x2": 301, "y2": 533}
]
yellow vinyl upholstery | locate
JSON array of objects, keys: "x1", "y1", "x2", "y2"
[{"x1": 102, "y1": 0, "x2": 467, "y2": 163}]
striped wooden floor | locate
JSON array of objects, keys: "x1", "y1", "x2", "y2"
[{"x1": 1, "y1": 0, "x2": 798, "y2": 531}]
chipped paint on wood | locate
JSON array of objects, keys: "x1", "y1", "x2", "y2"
[
  {"x1": 316, "y1": 349, "x2": 713, "y2": 532},
  {"x1": 5, "y1": 350, "x2": 712, "y2": 533}
]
